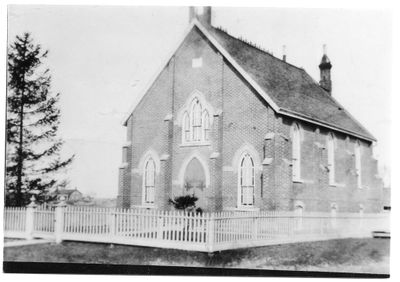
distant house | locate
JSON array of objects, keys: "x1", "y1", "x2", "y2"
[{"x1": 55, "y1": 188, "x2": 83, "y2": 202}]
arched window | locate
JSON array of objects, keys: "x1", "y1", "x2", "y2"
[
  {"x1": 182, "y1": 97, "x2": 211, "y2": 143},
  {"x1": 327, "y1": 133, "x2": 335, "y2": 185},
  {"x1": 292, "y1": 123, "x2": 301, "y2": 180},
  {"x1": 239, "y1": 153, "x2": 255, "y2": 206},
  {"x1": 183, "y1": 112, "x2": 190, "y2": 142},
  {"x1": 192, "y1": 99, "x2": 202, "y2": 141},
  {"x1": 143, "y1": 158, "x2": 155, "y2": 204},
  {"x1": 355, "y1": 141, "x2": 362, "y2": 188},
  {"x1": 203, "y1": 111, "x2": 210, "y2": 141}
]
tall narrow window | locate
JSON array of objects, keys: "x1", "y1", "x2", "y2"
[
  {"x1": 183, "y1": 112, "x2": 190, "y2": 142},
  {"x1": 292, "y1": 123, "x2": 301, "y2": 180},
  {"x1": 192, "y1": 99, "x2": 202, "y2": 141},
  {"x1": 144, "y1": 158, "x2": 155, "y2": 204},
  {"x1": 355, "y1": 141, "x2": 362, "y2": 188},
  {"x1": 327, "y1": 133, "x2": 335, "y2": 185},
  {"x1": 203, "y1": 111, "x2": 210, "y2": 141},
  {"x1": 240, "y1": 153, "x2": 255, "y2": 206}
]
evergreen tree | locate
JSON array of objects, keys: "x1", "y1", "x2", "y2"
[{"x1": 6, "y1": 33, "x2": 74, "y2": 206}]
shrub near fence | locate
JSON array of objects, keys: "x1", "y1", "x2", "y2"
[{"x1": 4, "y1": 201, "x2": 390, "y2": 252}]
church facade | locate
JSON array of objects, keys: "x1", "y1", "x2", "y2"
[{"x1": 117, "y1": 7, "x2": 384, "y2": 213}]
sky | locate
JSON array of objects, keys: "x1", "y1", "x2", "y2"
[{"x1": 7, "y1": 5, "x2": 392, "y2": 198}]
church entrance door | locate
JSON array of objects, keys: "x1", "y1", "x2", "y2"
[{"x1": 184, "y1": 158, "x2": 206, "y2": 210}]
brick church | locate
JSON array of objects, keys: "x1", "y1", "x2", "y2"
[{"x1": 117, "y1": 7, "x2": 384, "y2": 213}]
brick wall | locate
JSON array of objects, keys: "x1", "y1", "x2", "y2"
[{"x1": 117, "y1": 26, "x2": 384, "y2": 213}]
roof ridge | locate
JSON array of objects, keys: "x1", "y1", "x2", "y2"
[{"x1": 211, "y1": 25, "x2": 307, "y2": 72}]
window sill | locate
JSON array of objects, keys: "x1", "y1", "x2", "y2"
[
  {"x1": 235, "y1": 206, "x2": 260, "y2": 212},
  {"x1": 137, "y1": 204, "x2": 157, "y2": 209},
  {"x1": 329, "y1": 182, "x2": 344, "y2": 188},
  {"x1": 180, "y1": 141, "x2": 211, "y2": 147},
  {"x1": 292, "y1": 178, "x2": 304, "y2": 184}
]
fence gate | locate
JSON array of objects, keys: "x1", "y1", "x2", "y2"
[{"x1": 33, "y1": 205, "x2": 56, "y2": 239}]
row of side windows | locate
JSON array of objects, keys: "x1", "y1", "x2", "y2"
[
  {"x1": 141, "y1": 148, "x2": 364, "y2": 207},
  {"x1": 291, "y1": 123, "x2": 363, "y2": 188}
]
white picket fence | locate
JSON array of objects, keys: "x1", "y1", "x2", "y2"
[{"x1": 4, "y1": 204, "x2": 390, "y2": 252}]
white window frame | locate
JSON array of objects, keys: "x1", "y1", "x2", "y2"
[
  {"x1": 203, "y1": 110, "x2": 210, "y2": 141},
  {"x1": 191, "y1": 99, "x2": 202, "y2": 141},
  {"x1": 292, "y1": 123, "x2": 301, "y2": 181},
  {"x1": 142, "y1": 157, "x2": 156, "y2": 206},
  {"x1": 183, "y1": 111, "x2": 190, "y2": 142},
  {"x1": 327, "y1": 133, "x2": 336, "y2": 186},
  {"x1": 181, "y1": 97, "x2": 211, "y2": 145},
  {"x1": 355, "y1": 141, "x2": 362, "y2": 189},
  {"x1": 238, "y1": 152, "x2": 255, "y2": 208}
]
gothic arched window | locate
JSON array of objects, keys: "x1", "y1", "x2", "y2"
[
  {"x1": 143, "y1": 158, "x2": 155, "y2": 204},
  {"x1": 239, "y1": 153, "x2": 255, "y2": 206},
  {"x1": 191, "y1": 99, "x2": 202, "y2": 141},
  {"x1": 183, "y1": 112, "x2": 190, "y2": 142},
  {"x1": 182, "y1": 97, "x2": 211, "y2": 144},
  {"x1": 327, "y1": 133, "x2": 335, "y2": 185},
  {"x1": 292, "y1": 123, "x2": 301, "y2": 180},
  {"x1": 355, "y1": 141, "x2": 362, "y2": 188},
  {"x1": 203, "y1": 110, "x2": 210, "y2": 141}
]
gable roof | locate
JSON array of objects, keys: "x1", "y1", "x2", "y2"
[{"x1": 123, "y1": 20, "x2": 376, "y2": 142}]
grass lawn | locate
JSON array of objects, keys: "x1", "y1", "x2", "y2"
[{"x1": 3, "y1": 238, "x2": 390, "y2": 274}]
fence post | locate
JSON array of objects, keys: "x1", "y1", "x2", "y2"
[
  {"x1": 252, "y1": 212, "x2": 259, "y2": 240},
  {"x1": 55, "y1": 196, "x2": 67, "y2": 243},
  {"x1": 157, "y1": 211, "x2": 163, "y2": 240},
  {"x1": 207, "y1": 213, "x2": 215, "y2": 252},
  {"x1": 25, "y1": 195, "x2": 38, "y2": 240},
  {"x1": 109, "y1": 208, "x2": 116, "y2": 236}
]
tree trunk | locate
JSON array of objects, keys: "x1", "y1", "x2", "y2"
[{"x1": 15, "y1": 49, "x2": 26, "y2": 207}]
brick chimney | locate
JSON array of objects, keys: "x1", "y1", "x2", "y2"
[
  {"x1": 189, "y1": 6, "x2": 212, "y2": 26},
  {"x1": 319, "y1": 44, "x2": 332, "y2": 94}
]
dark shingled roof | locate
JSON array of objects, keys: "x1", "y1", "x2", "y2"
[{"x1": 204, "y1": 25, "x2": 375, "y2": 141}]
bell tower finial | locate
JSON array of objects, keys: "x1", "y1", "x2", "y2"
[{"x1": 319, "y1": 44, "x2": 332, "y2": 95}]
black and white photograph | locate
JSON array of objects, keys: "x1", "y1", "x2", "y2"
[{"x1": 2, "y1": 1, "x2": 396, "y2": 278}]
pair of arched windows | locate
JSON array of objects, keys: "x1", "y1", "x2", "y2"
[
  {"x1": 183, "y1": 98, "x2": 210, "y2": 143},
  {"x1": 327, "y1": 135, "x2": 362, "y2": 187},
  {"x1": 292, "y1": 123, "x2": 336, "y2": 184}
]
